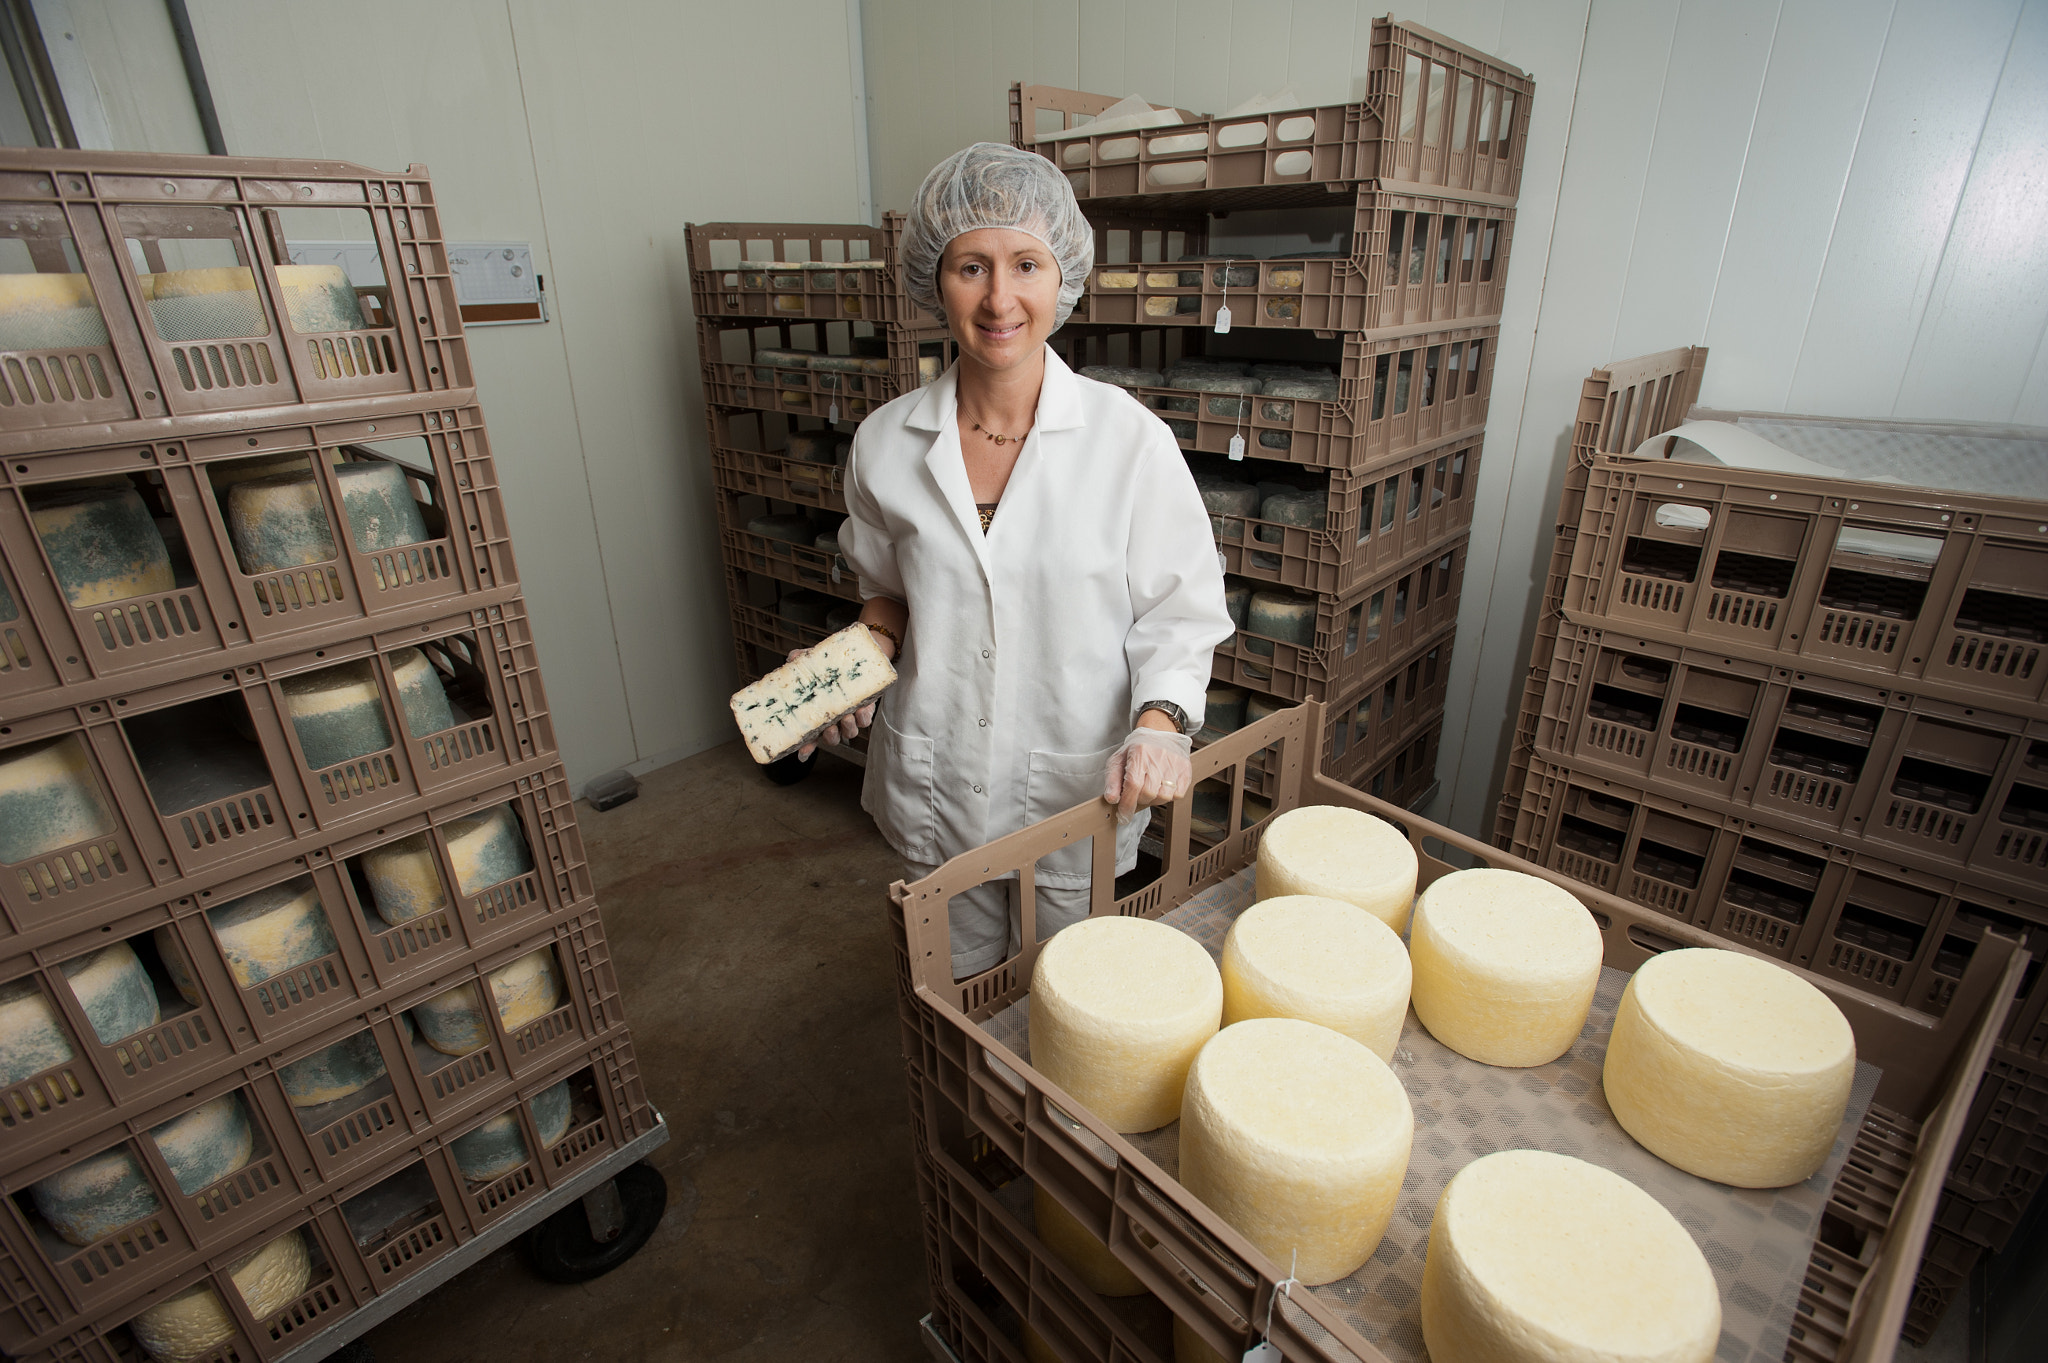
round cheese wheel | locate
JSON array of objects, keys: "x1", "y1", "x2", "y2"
[
  {"x1": 1605, "y1": 948, "x2": 1855, "y2": 1188},
  {"x1": 280, "y1": 660, "x2": 394, "y2": 769},
  {"x1": 1223, "y1": 582, "x2": 1252, "y2": 629},
  {"x1": 130, "y1": 1227, "x2": 312, "y2": 1362},
  {"x1": 361, "y1": 831, "x2": 450, "y2": 926},
  {"x1": 62, "y1": 942, "x2": 161, "y2": 1047},
  {"x1": 0, "y1": 734, "x2": 118, "y2": 865},
  {"x1": 275, "y1": 263, "x2": 368, "y2": 334},
  {"x1": 389, "y1": 647, "x2": 456, "y2": 739},
  {"x1": 490, "y1": 947, "x2": 564, "y2": 1032},
  {"x1": 1029, "y1": 916, "x2": 1221, "y2": 1133},
  {"x1": 1410, "y1": 868, "x2": 1602, "y2": 1068},
  {"x1": 1421, "y1": 1149, "x2": 1720, "y2": 1363},
  {"x1": 1179, "y1": 1017, "x2": 1411, "y2": 1285},
  {"x1": 1255, "y1": 806, "x2": 1418, "y2": 933},
  {"x1": 1243, "y1": 592, "x2": 1315, "y2": 657},
  {"x1": 0, "y1": 976, "x2": 77, "y2": 1084},
  {"x1": 32, "y1": 1143, "x2": 161, "y2": 1245},
  {"x1": 1221, "y1": 895, "x2": 1411, "y2": 1061},
  {"x1": 411, "y1": 980, "x2": 491, "y2": 1056},
  {"x1": 450, "y1": 1079, "x2": 574, "y2": 1183},
  {"x1": 444, "y1": 805, "x2": 534, "y2": 897},
  {"x1": 149, "y1": 1092, "x2": 256, "y2": 1196},
  {"x1": 225, "y1": 472, "x2": 338, "y2": 573},
  {"x1": 1202, "y1": 685, "x2": 1247, "y2": 736},
  {"x1": 203, "y1": 878, "x2": 339, "y2": 990},
  {"x1": 29, "y1": 485, "x2": 175, "y2": 607},
  {"x1": 1033, "y1": 1184, "x2": 1144, "y2": 1296},
  {"x1": 279, "y1": 1028, "x2": 388, "y2": 1108},
  {"x1": 334, "y1": 461, "x2": 430, "y2": 552}
]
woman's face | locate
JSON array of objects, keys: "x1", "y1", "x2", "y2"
[{"x1": 938, "y1": 227, "x2": 1062, "y2": 376}]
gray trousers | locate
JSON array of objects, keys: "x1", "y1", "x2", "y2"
[{"x1": 905, "y1": 863, "x2": 1094, "y2": 980}]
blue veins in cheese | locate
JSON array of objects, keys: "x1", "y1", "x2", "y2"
[
  {"x1": 28, "y1": 485, "x2": 176, "y2": 608},
  {"x1": 729, "y1": 623, "x2": 896, "y2": 764},
  {"x1": 448, "y1": 1078, "x2": 574, "y2": 1183},
  {"x1": 334, "y1": 461, "x2": 431, "y2": 553},
  {"x1": 0, "y1": 734, "x2": 118, "y2": 865}
]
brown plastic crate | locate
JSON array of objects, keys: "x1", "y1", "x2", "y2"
[
  {"x1": 715, "y1": 486, "x2": 856, "y2": 605},
  {"x1": 0, "y1": 406, "x2": 516, "y2": 698},
  {"x1": 1076, "y1": 189, "x2": 1513, "y2": 334},
  {"x1": 1900, "y1": 1225, "x2": 1979, "y2": 1348},
  {"x1": 1051, "y1": 322, "x2": 1495, "y2": 471},
  {"x1": 1209, "y1": 431, "x2": 1479, "y2": 597},
  {"x1": 698, "y1": 316, "x2": 951, "y2": 424},
  {"x1": 1011, "y1": 19, "x2": 1531, "y2": 212},
  {"x1": 1211, "y1": 534, "x2": 1466, "y2": 702},
  {"x1": 1945, "y1": 1044, "x2": 2048, "y2": 1217},
  {"x1": 1561, "y1": 455, "x2": 2048, "y2": 715},
  {"x1": 1563, "y1": 346, "x2": 1710, "y2": 522},
  {"x1": 0, "y1": 151, "x2": 470, "y2": 457},
  {"x1": 707, "y1": 406, "x2": 851, "y2": 518},
  {"x1": 891, "y1": 704, "x2": 2024, "y2": 1363},
  {"x1": 686, "y1": 215, "x2": 931, "y2": 326}
]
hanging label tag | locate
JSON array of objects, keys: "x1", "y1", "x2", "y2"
[
  {"x1": 1242, "y1": 1342, "x2": 1281, "y2": 1363},
  {"x1": 1228, "y1": 433, "x2": 1246, "y2": 460},
  {"x1": 1217, "y1": 550, "x2": 1228, "y2": 572},
  {"x1": 1214, "y1": 305, "x2": 1232, "y2": 334},
  {"x1": 831, "y1": 560, "x2": 843, "y2": 585},
  {"x1": 828, "y1": 402, "x2": 840, "y2": 423}
]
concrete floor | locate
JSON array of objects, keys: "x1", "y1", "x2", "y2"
[{"x1": 362, "y1": 742, "x2": 927, "y2": 1362}]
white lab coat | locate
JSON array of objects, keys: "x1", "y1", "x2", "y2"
[{"x1": 839, "y1": 347, "x2": 1234, "y2": 885}]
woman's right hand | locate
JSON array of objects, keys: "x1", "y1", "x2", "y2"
[{"x1": 784, "y1": 646, "x2": 879, "y2": 760}]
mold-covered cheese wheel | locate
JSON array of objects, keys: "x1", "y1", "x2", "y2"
[
  {"x1": 443, "y1": 805, "x2": 534, "y2": 896},
  {"x1": 29, "y1": 485, "x2": 175, "y2": 607},
  {"x1": 280, "y1": 660, "x2": 393, "y2": 769},
  {"x1": 1421, "y1": 1149, "x2": 1720, "y2": 1363},
  {"x1": 224, "y1": 472, "x2": 337, "y2": 573},
  {"x1": 273, "y1": 263, "x2": 368, "y2": 334},
  {"x1": 129, "y1": 1227, "x2": 312, "y2": 1362},
  {"x1": 1243, "y1": 592, "x2": 1315, "y2": 656},
  {"x1": 784, "y1": 431, "x2": 837, "y2": 465},
  {"x1": 1033, "y1": 1184, "x2": 1144, "y2": 1296},
  {"x1": 62, "y1": 943, "x2": 161, "y2": 1047},
  {"x1": 0, "y1": 734, "x2": 118, "y2": 865},
  {"x1": 389, "y1": 647, "x2": 456, "y2": 739},
  {"x1": 334, "y1": 461, "x2": 430, "y2": 552},
  {"x1": 1194, "y1": 475, "x2": 1259, "y2": 538},
  {"x1": 149, "y1": 1092, "x2": 256, "y2": 1196},
  {"x1": 360, "y1": 831, "x2": 449, "y2": 926},
  {"x1": 1029, "y1": 916, "x2": 1221, "y2": 1134},
  {"x1": 411, "y1": 981, "x2": 490, "y2": 1056},
  {"x1": 1222, "y1": 895, "x2": 1412, "y2": 1062},
  {"x1": 0, "y1": 976, "x2": 76, "y2": 1084},
  {"x1": 0, "y1": 271, "x2": 110, "y2": 349},
  {"x1": 1410, "y1": 868, "x2": 1603, "y2": 1068},
  {"x1": 1179, "y1": 1017, "x2": 1412, "y2": 1285},
  {"x1": 449, "y1": 1079, "x2": 573, "y2": 1183},
  {"x1": 1223, "y1": 582, "x2": 1252, "y2": 629},
  {"x1": 1604, "y1": 947, "x2": 1856, "y2": 1188},
  {"x1": 278, "y1": 1028, "x2": 388, "y2": 1108},
  {"x1": 157, "y1": 879, "x2": 339, "y2": 1006},
  {"x1": 1255, "y1": 806, "x2": 1419, "y2": 933},
  {"x1": 412, "y1": 948, "x2": 563, "y2": 1056},
  {"x1": 32, "y1": 1143, "x2": 161, "y2": 1245}
]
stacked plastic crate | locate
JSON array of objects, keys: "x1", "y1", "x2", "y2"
[
  {"x1": 1496, "y1": 348, "x2": 2048, "y2": 1342},
  {"x1": 1012, "y1": 20, "x2": 1530, "y2": 814},
  {"x1": 687, "y1": 217, "x2": 953, "y2": 738},
  {"x1": 0, "y1": 150, "x2": 661, "y2": 1363}
]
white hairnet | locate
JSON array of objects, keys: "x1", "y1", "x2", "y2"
[{"x1": 900, "y1": 142, "x2": 1094, "y2": 328}]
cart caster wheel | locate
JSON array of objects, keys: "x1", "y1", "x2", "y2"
[
  {"x1": 762, "y1": 752, "x2": 815, "y2": 786},
  {"x1": 526, "y1": 1163, "x2": 666, "y2": 1283}
]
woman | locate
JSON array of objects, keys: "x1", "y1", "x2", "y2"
[{"x1": 803, "y1": 142, "x2": 1233, "y2": 980}]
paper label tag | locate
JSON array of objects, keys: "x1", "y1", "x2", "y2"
[
  {"x1": 1214, "y1": 305, "x2": 1232, "y2": 334},
  {"x1": 1242, "y1": 1343, "x2": 1281, "y2": 1363},
  {"x1": 1228, "y1": 433, "x2": 1246, "y2": 460},
  {"x1": 831, "y1": 561, "x2": 843, "y2": 584},
  {"x1": 828, "y1": 401, "x2": 840, "y2": 423},
  {"x1": 1217, "y1": 550, "x2": 1228, "y2": 572}
]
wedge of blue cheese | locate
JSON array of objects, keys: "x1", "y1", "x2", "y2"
[{"x1": 730, "y1": 624, "x2": 895, "y2": 764}]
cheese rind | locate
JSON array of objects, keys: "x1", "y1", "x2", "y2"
[
  {"x1": 0, "y1": 976, "x2": 76, "y2": 1084},
  {"x1": 1221, "y1": 895, "x2": 1411, "y2": 1061},
  {"x1": 0, "y1": 734, "x2": 119, "y2": 866},
  {"x1": 29, "y1": 485, "x2": 175, "y2": 607},
  {"x1": 32, "y1": 1144, "x2": 161, "y2": 1245},
  {"x1": 1420, "y1": 1149, "x2": 1720, "y2": 1363},
  {"x1": 1410, "y1": 868, "x2": 1602, "y2": 1068},
  {"x1": 1179, "y1": 1017, "x2": 1411, "y2": 1285},
  {"x1": 360, "y1": 831, "x2": 449, "y2": 926},
  {"x1": 203, "y1": 879, "x2": 340, "y2": 990},
  {"x1": 333, "y1": 460, "x2": 430, "y2": 552},
  {"x1": 1033, "y1": 1184, "x2": 1145, "y2": 1296},
  {"x1": 130, "y1": 1227, "x2": 312, "y2": 1362},
  {"x1": 1604, "y1": 947, "x2": 1855, "y2": 1188},
  {"x1": 150, "y1": 1092, "x2": 256, "y2": 1196},
  {"x1": 730, "y1": 624, "x2": 898, "y2": 763},
  {"x1": 279, "y1": 1028, "x2": 388, "y2": 1107},
  {"x1": 389, "y1": 647, "x2": 457, "y2": 739},
  {"x1": 280, "y1": 660, "x2": 394, "y2": 769},
  {"x1": 450, "y1": 1078, "x2": 573, "y2": 1182},
  {"x1": 444, "y1": 804, "x2": 534, "y2": 896},
  {"x1": 1029, "y1": 916, "x2": 1221, "y2": 1133},
  {"x1": 1254, "y1": 805, "x2": 1418, "y2": 933},
  {"x1": 224, "y1": 472, "x2": 338, "y2": 573},
  {"x1": 62, "y1": 942, "x2": 161, "y2": 1046}
]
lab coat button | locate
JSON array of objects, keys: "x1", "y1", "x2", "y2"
[
  {"x1": 973, "y1": 784, "x2": 984, "y2": 794},
  {"x1": 978, "y1": 718, "x2": 988, "y2": 727},
  {"x1": 981, "y1": 650, "x2": 991, "y2": 659}
]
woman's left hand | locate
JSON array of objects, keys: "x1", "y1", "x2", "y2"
[{"x1": 1102, "y1": 727, "x2": 1195, "y2": 821}]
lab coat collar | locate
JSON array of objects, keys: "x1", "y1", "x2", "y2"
[{"x1": 903, "y1": 345, "x2": 1087, "y2": 433}]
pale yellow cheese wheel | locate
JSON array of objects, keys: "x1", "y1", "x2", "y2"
[
  {"x1": 129, "y1": 1227, "x2": 312, "y2": 1362},
  {"x1": 1410, "y1": 868, "x2": 1602, "y2": 1068},
  {"x1": 1254, "y1": 806, "x2": 1418, "y2": 933},
  {"x1": 1033, "y1": 1183, "x2": 1144, "y2": 1296},
  {"x1": 1604, "y1": 947, "x2": 1855, "y2": 1188},
  {"x1": 1178, "y1": 1017, "x2": 1412, "y2": 1285},
  {"x1": 1421, "y1": 1149, "x2": 1720, "y2": 1363},
  {"x1": 1221, "y1": 895, "x2": 1411, "y2": 1062},
  {"x1": 1029, "y1": 916, "x2": 1221, "y2": 1133}
]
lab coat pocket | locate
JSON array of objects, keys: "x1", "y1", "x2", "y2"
[
  {"x1": 1025, "y1": 743, "x2": 1120, "y2": 884},
  {"x1": 863, "y1": 709, "x2": 938, "y2": 860}
]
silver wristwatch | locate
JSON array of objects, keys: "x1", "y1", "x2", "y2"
[{"x1": 1139, "y1": 699, "x2": 1197, "y2": 735}]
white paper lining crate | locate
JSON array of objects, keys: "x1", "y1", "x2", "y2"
[
  {"x1": 0, "y1": 152, "x2": 472, "y2": 457},
  {"x1": 686, "y1": 216, "x2": 930, "y2": 327},
  {"x1": 698, "y1": 317, "x2": 952, "y2": 425}
]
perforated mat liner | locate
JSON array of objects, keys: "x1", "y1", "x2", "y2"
[{"x1": 980, "y1": 866, "x2": 1881, "y2": 1363}]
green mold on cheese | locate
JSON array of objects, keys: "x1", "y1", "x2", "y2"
[
  {"x1": 0, "y1": 734, "x2": 117, "y2": 865},
  {"x1": 1246, "y1": 695, "x2": 1286, "y2": 725},
  {"x1": 1078, "y1": 365, "x2": 1164, "y2": 393},
  {"x1": 62, "y1": 942, "x2": 161, "y2": 1047},
  {"x1": 158, "y1": 879, "x2": 339, "y2": 1002},
  {"x1": 334, "y1": 461, "x2": 430, "y2": 553},
  {"x1": 389, "y1": 647, "x2": 456, "y2": 739},
  {"x1": 0, "y1": 976, "x2": 76, "y2": 1085},
  {"x1": 1253, "y1": 489, "x2": 1328, "y2": 569},
  {"x1": 360, "y1": 832, "x2": 449, "y2": 927},
  {"x1": 1261, "y1": 376, "x2": 1338, "y2": 402},
  {"x1": 129, "y1": 1227, "x2": 311, "y2": 1362},
  {"x1": 1194, "y1": 476, "x2": 1258, "y2": 539},
  {"x1": 150, "y1": 1091, "x2": 255, "y2": 1196},
  {"x1": 443, "y1": 805, "x2": 534, "y2": 898},
  {"x1": 29, "y1": 485, "x2": 176, "y2": 608},
  {"x1": 0, "y1": 271, "x2": 111, "y2": 350},
  {"x1": 411, "y1": 980, "x2": 490, "y2": 1056},
  {"x1": 31, "y1": 1142, "x2": 161, "y2": 1246},
  {"x1": 1245, "y1": 592, "x2": 1316, "y2": 655},
  {"x1": 449, "y1": 1079, "x2": 572, "y2": 1183},
  {"x1": 273, "y1": 264, "x2": 368, "y2": 334},
  {"x1": 280, "y1": 660, "x2": 394, "y2": 769},
  {"x1": 225, "y1": 471, "x2": 338, "y2": 574},
  {"x1": 279, "y1": 1027, "x2": 388, "y2": 1107}
]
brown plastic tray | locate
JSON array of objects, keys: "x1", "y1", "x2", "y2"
[
  {"x1": 0, "y1": 406, "x2": 516, "y2": 707},
  {"x1": 709, "y1": 437, "x2": 849, "y2": 519},
  {"x1": 686, "y1": 215, "x2": 930, "y2": 327},
  {"x1": 698, "y1": 316, "x2": 951, "y2": 424},
  {"x1": 715, "y1": 491, "x2": 856, "y2": 605},
  {"x1": 1050, "y1": 322, "x2": 1495, "y2": 471},
  {"x1": 1075, "y1": 189, "x2": 1513, "y2": 334},
  {"x1": 1211, "y1": 534, "x2": 1466, "y2": 702},
  {"x1": 0, "y1": 152, "x2": 471, "y2": 458},
  {"x1": 1010, "y1": 19, "x2": 1532, "y2": 213},
  {"x1": 892, "y1": 703, "x2": 2023, "y2": 1363}
]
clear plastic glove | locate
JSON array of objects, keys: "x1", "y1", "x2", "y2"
[
  {"x1": 784, "y1": 646, "x2": 878, "y2": 761},
  {"x1": 1102, "y1": 727, "x2": 1195, "y2": 822}
]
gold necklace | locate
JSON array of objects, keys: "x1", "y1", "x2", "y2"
[{"x1": 969, "y1": 419, "x2": 1028, "y2": 447}]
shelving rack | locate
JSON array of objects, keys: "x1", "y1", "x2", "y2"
[{"x1": 0, "y1": 149, "x2": 664, "y2": 1363}]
